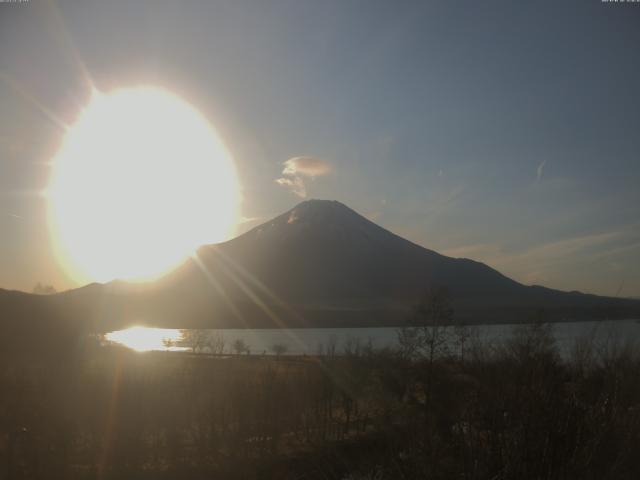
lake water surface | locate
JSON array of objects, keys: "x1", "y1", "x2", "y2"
[{"x1": 106, "y1": 319, "x2": 640, "y2": 357}]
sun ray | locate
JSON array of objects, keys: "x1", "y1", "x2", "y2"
[
  {"x1": 205, "y1": 247, "x2": 311, "y2": 353},
  {"x1": 211, "y1": 246, "x2": 308, "y2": 325},
  {"x1": 0, "y1": 73, "x2": 70, "y2": 132},
  {"x1": 43, "y1": 0, "x2": 97, "y2": 94},
  {"x1": 98, "y1": 353, "x2": 123, "y2": 480},
  {"x1": 192, "y1": 253, "x2": 247, "y2": 328}
]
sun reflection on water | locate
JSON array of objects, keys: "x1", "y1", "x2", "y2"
[{"x1": 105, "y1": 326, "x2": 184, "y2": 352}]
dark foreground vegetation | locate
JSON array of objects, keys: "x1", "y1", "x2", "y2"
[{"x1": 2, "y1": 319, "x2": 640, "y2": 480}]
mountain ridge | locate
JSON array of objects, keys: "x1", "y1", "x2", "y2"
[{"x1": 1, "y1": 199, "x2": 638, "y2": 331}]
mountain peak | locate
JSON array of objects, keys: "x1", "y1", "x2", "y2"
[
  {"x1": 230, "y1": 198, "x2": 399, "y2": 259},
  {"x1": 291, "y1": 199, "x2": 352, "y2": 215},
  {"x1": 296, "y1": 198, "x2": 341, "y2": 207},
  {"x1": 287, "y1": 198, "x2": 366, "y2": 221}
]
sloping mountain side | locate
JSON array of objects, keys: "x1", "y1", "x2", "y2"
[{"x1": 1, "y1": 200, "x2": 639, "y2": 333}]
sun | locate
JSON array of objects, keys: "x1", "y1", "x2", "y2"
[{"x1": 47, "y1": 87, "x2": 240, "y2": 284}]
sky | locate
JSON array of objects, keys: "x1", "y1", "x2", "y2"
[{"x1": 1, "y1": 0, "x2": 639, "y2": 297}]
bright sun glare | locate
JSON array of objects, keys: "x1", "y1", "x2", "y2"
[{"x1": 47, "y1": 87, "x2": 240, "y2": 284}]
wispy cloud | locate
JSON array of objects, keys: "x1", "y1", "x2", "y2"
[
  {"x1": 275, "y1": 176, "x2": 307, "y2": 197},
  {"x1": 275, "y1": 156, "x2": 332, "y2": 198},
  {"x1": 441, "y1": 227, "x2": 640, "y2": 291},
  {"x1": 443, "y1": 230, "x2": 618, "y2": 264},
  {"x1": 536, "y1": 160, "x2": 547, "y2": 182}
]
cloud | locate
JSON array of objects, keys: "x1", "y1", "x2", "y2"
[
  {"x1": 275, "y1": 176, "x2": 307, "y2": 197},
  {"x1": 536, "y1": 160, "x2": 547, "y2": 182},
  {"x1": 275, "y1": 156, "x2": 332, "y2": 197},
  {"x1": 440, "y1": 227, "x2": 640, "y2": 292},
  {"x1": 282, "y1": 156, "x2": 332, "y2": 176}
]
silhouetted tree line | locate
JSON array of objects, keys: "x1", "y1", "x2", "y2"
[{"x1": 2, "y1": 290, "x2": 640, "y2": 479}]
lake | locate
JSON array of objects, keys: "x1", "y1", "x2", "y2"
[{"x1": 106, "y1": 319, "x2": 640, "y2": 357}]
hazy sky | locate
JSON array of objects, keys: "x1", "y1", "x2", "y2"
[{"x1": 1, "y1": 0, "x2": 639, "y2": 296}]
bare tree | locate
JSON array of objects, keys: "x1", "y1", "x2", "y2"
[
  {"x1": 162, "y1": 337, "x2": 174, "y2": 350},
  {"x1": 418, "y1": 287, "x2": 454, "y2": 363},
  {"x1": 397, "y1": 325, "x2": 421, "y2": 359},
  {"x1": 397, "y1": 286, "x2": 454, "y2": 364},
  {"x1": 181, "y1": 330, "x2": 211, "y2": 354},
  {"x1": 211, "y1": 332, "x2": 226, "y2": 355},
  {"x1": 327, "y1": 334, "x2": 338, "y2": 357},
  {"x1": 343, "y1": 336, "x2": 362, "y2": 357},
  {"x1": 232, "y1": 338, "x2": 249, "y2": 355},
  {"x1": 270, "y1": 343, "x2": 288, "y2": 357},
  {"x1": 453, "y1": 323, "x2": 472, "y2": 362},
  {"x1": 504, "y1": 318, "x2": 558, "y2": 367}
]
